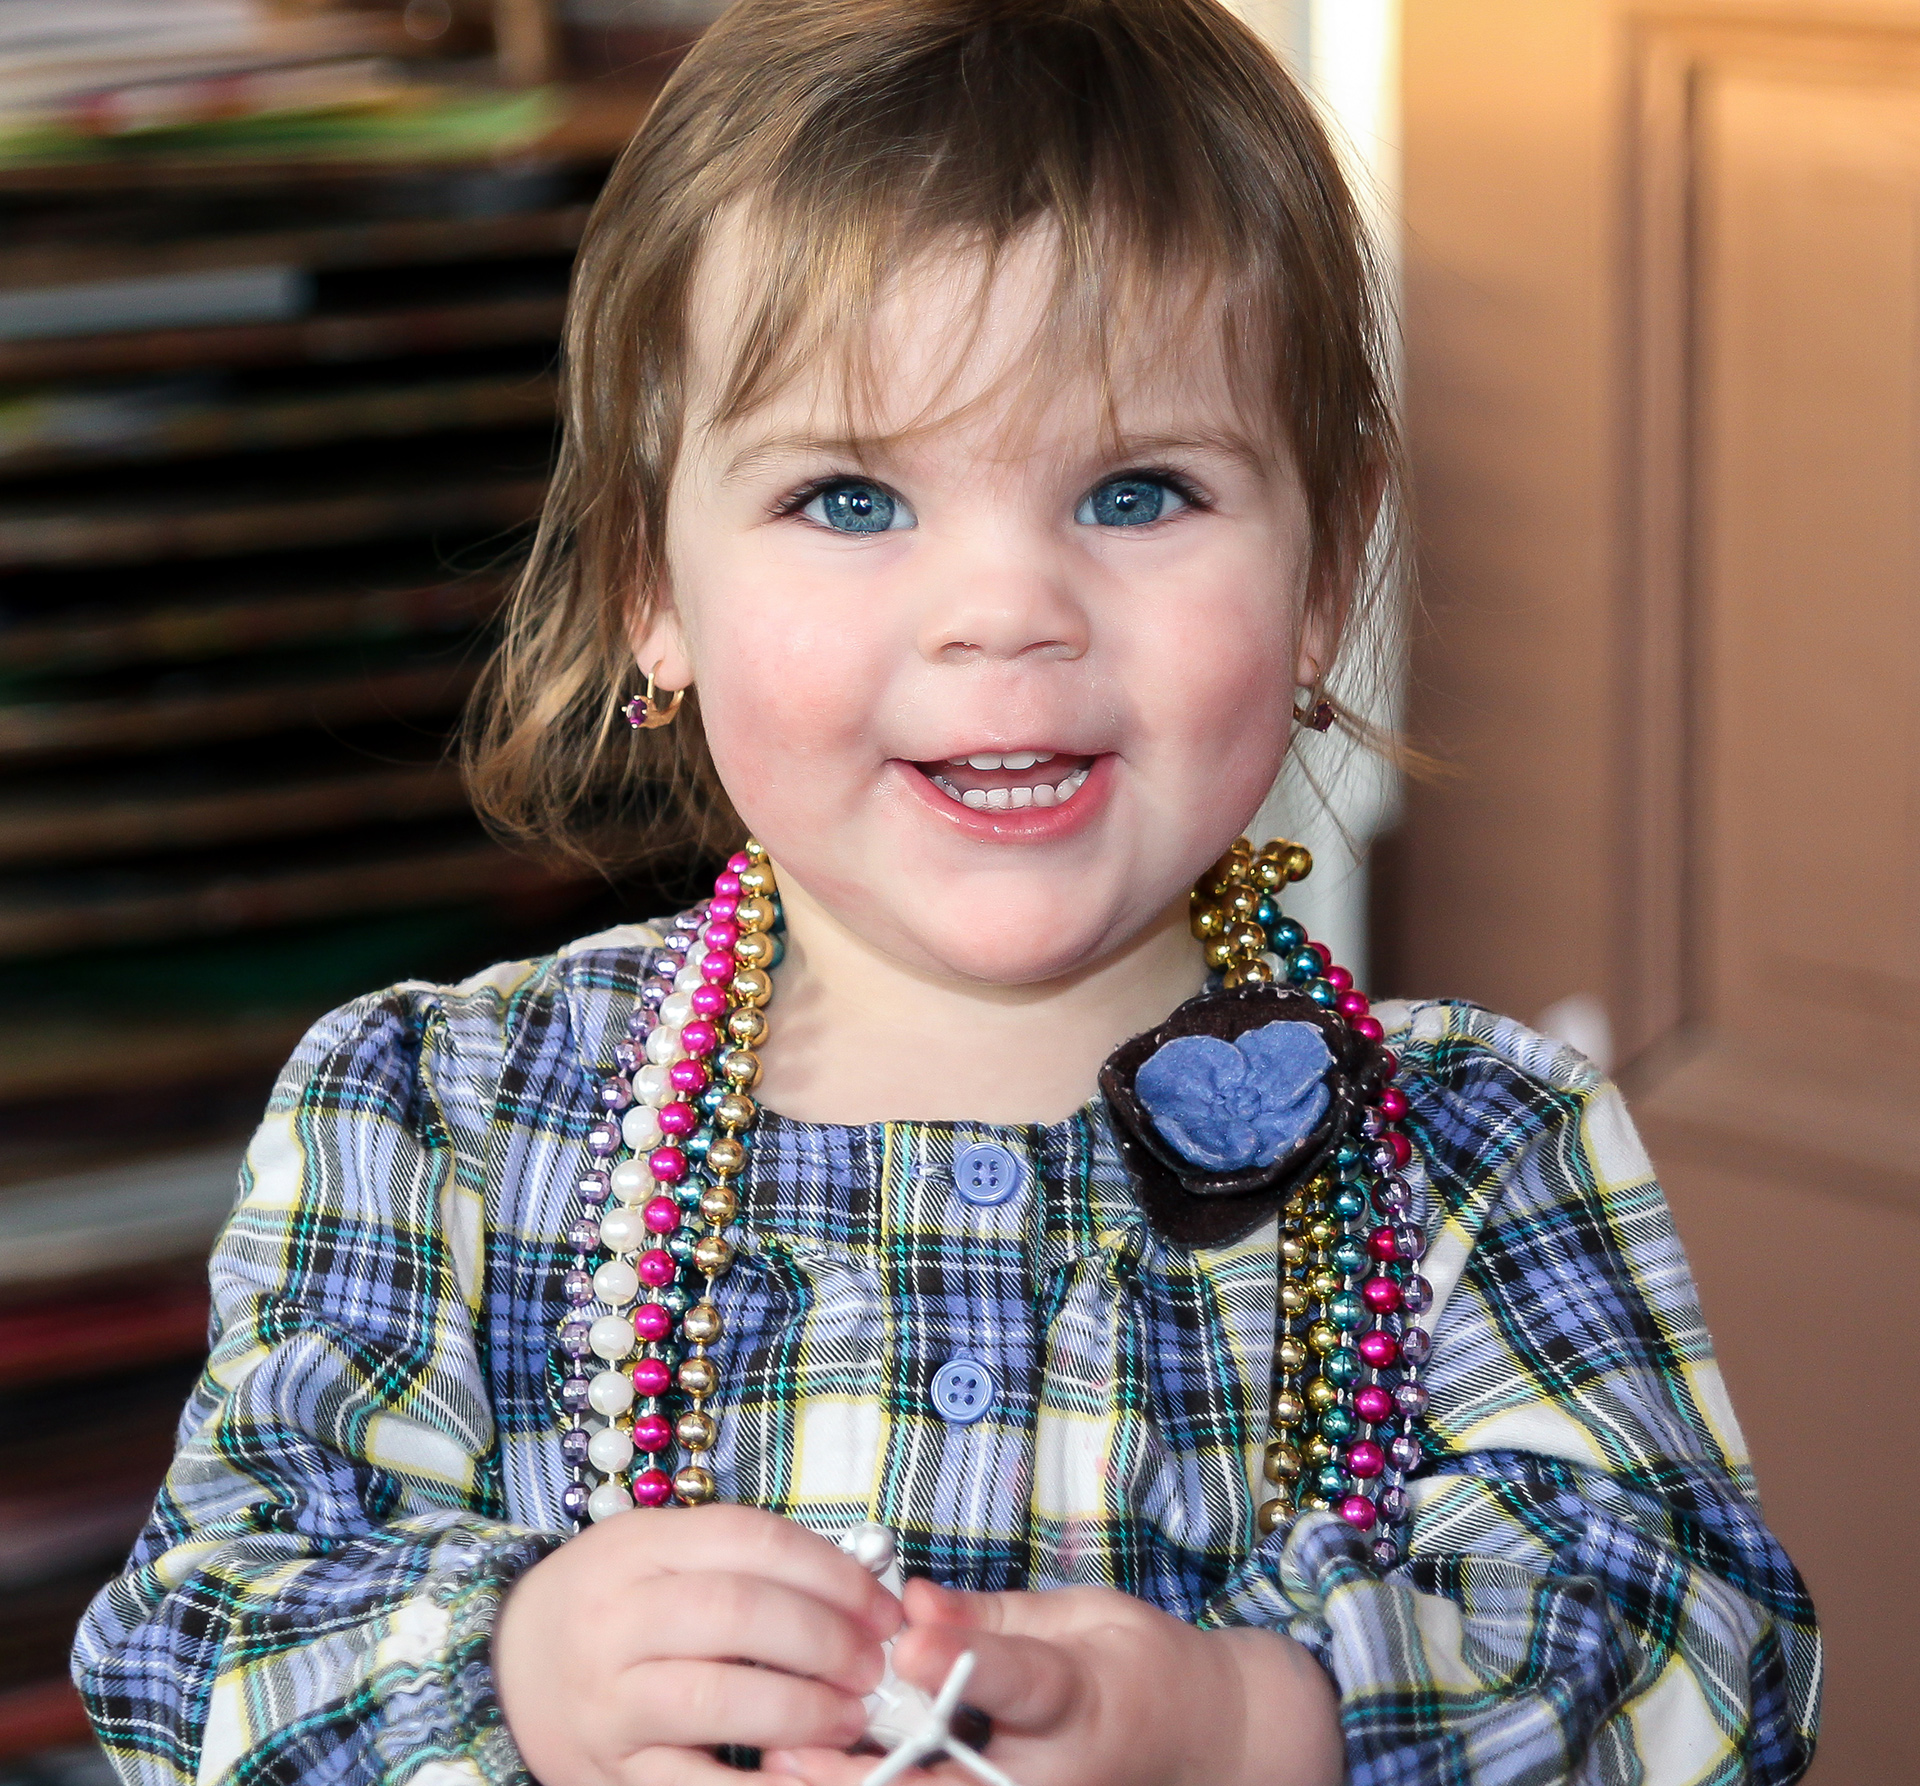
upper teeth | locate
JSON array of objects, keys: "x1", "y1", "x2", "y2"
[
  {"x1": 946, "y1": 751, "x2": 1056, "y2": 771},
  {"x1": 929, "y1": 766, "x2": 1090, "y2": 810}
]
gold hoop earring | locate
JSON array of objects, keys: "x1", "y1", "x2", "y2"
[
  {"x1": 624, "y1": 668, "x2": 685, "y2": 731},
  {"x1": 1293, "y1": 693, "x2": 1335, "y2": 732}
]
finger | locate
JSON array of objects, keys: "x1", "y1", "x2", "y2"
[
  {"x1": 765, "y1": 1746, "x2": 921, "y2": 1786},
  {"x1": 630, "y1": 1573, "x2": 889, "y2": 1693},
  {"x1": 609, "y1": 1659, "x2": 870, "y2": 1753},
  {"x1": 900, "y1": 1579, "x2": 996, "y2": 1632},
  {"x1": 907, "y1": 1582, "x2": 1125, "y2": 1641},
  {"x1": 625, "y1": 1747, "x2": 799, "y2": 1786},
  {"x1": 892, "y1": 1626, "x2": 1080, "y2": 1734},
  {"x1": 602, "y1": 1505, "x2": 904, "y2": 1637}
]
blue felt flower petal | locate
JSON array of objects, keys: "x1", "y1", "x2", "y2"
[
  {"x1": 1234, "y1": 1024, "x2": 1330, "y2": 1163},
  {"x1": 1135, "y1": 1033, "x2": 1245, "y2": 1103},
  {"x1": 1135, "y1": 1035, "x2": 1253, "y2": 1171},
  {"x1": 1134, "y1": 1021, "x2": 1334, "y2": 1173},
  {"x1": 1236, "y1": 1019, "x2": 1333, "y2": 1089},
  {"x1": 1244, "y1": 1088, "x2": 1328, "y2": 1166}
]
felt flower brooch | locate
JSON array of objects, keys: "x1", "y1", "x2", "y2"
[
  {"x1": 1099, "y1": 985, "x2": 1375, "y2": 1247},
  {"x1": 1134, "y1": 1023, "x2": 1332, "y2": 1173}
]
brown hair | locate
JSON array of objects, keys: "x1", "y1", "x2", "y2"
[{"x1": 462, "y1": 0, "x2": 1401, "y2": 872}]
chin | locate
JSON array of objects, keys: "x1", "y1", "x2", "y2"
[
  {"x1": 876, "y1": 873, "x2": 1150, "y2": 987},
  {"x1": 910, "y1": 925, "x2": 1110, "y2": 987}
]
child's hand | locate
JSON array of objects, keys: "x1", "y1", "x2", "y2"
[
  {"x1": 494, "y1": 1504, "x2": 902, "y2": 1786},
  {"x1": 764, "y1": 1578, "x2": 1341, "y2": 1786}
]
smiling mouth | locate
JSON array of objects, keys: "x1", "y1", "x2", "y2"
[{"x1": 916, "y1": 749, "x2": 1097, "y2": 811}]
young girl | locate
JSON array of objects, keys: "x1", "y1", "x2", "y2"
[{"x1": 75, "y1": 2, "x2": 1821, "y2": 1783}]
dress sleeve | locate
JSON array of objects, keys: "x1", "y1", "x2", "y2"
[
  {"x1": 72, "y1": 991, "x2": 561, "y2": 1786},
  {"x1": 1200, "y1": 1019, "x2": 1821, "y2": 1786}
]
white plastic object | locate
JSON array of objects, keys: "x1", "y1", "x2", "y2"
[{"x1": 837, "y1": 1523, "x2": 1023, "y2": 1786}]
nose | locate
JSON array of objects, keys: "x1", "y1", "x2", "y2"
[{"x1": 915, "y1": 546, "x2": 1090, "y2": 665}]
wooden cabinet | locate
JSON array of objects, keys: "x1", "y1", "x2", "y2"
[{"x1": 0, "y1": 81, "x2": 676, "y2": 1758}]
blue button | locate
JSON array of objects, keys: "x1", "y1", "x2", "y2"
[
  {"x1": 930, "y1": 1357, "x2": 997, "y2": 1424},
  {"x1": 953, "y1": 1142, "x2": 1024, "y2": 1207}
]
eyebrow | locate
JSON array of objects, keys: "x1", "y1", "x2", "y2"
[
  {"x1": 719, "y1": 425, "x2": 1274, "y2": 486},
  {"x1": 1105, "y1": 431, "x2": 1273, "y2": 477},
  {"x1": 721, "y1": 433, "x2": 899, "y2": 485}
]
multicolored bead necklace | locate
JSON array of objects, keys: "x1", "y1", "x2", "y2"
[
  {"x1": 553, "y1": 836, "x2": 1429, "y2": 1568},
  {"x1": 554, "y1": 842, "x2": 780, "y2": 1523},
  {"x1": 1189, "y1": 838, "x2": 1429, "y2": 1567}
]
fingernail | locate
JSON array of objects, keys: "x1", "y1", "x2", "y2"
[{"x1": 914, "y1": 1580, "x2": 963, "y2": 1620}]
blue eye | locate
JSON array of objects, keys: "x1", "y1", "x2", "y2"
[
  {"x1": 801, "y1": 480, "x2": 911, "y2": 534},
  {"x1": 1075, "y1": 475, "x2": 1190, "y2": 527}
]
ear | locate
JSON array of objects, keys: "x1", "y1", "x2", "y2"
[
  {"x1": 627, "y1": 581, "x2": 695, "y2": 692},
  {"x1": 1294, "y1": 596, "x2": 1341, "y2": 692}
]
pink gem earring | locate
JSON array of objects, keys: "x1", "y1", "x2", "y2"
[
  {"x1": 1293, "y1": 692, "x2": 1336, "y2": 732},
  {"x1": 624, "y1": 667, "x2": 685, "y2": 730}
]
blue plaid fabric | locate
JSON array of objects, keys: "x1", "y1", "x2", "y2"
[{"x1": 73, "y1": 920, "x2": 1820, "y2": 1785}]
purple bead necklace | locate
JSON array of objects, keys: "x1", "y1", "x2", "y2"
[
  {"x1": 554, "y1": 843, "x2": 780, "y2": 1524},
  {"x1": 552, "y1": 836, "x2": 1430, "y2": 1567},
  {"x1": 1193, "y1": 837, "x2": 1429, "y2": 1565}
]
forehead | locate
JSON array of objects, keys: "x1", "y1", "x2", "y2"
[{"x1": 681, "y1": 207, "x2": 1280, "y2": 463}]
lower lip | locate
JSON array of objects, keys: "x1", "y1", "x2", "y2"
[{"x1": 895, "y1": 754, "x2": 1115, "y2": 842}]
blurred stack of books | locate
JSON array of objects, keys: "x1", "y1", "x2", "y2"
[{"x1": 0, "y1": 0, "x2": 561, "y2": 166}]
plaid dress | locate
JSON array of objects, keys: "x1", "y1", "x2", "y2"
[{"x1": 73, "y1": 920, "x2": 1821, "y2": 1786}]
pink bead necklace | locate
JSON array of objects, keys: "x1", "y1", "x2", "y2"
[
  {"x1": 552, "y1": 837, "x2": 1430, "y2": 1569},
  {"x1": 1190, "y1": 837, "x2": 1429, "y2": 1564},
  {"x1": 554, "y1": 842, "x2": 778, "y2": 1523}
]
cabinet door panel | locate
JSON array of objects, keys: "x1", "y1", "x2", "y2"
[{"x1": 1400, "y1": 9, "x2": 1920, "y2": 1778}]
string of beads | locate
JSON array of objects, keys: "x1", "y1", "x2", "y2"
[
  {"x1": 1190, "y1": 840, "x2": 1429, "y2": 1564},
  {"x1": 553, "y1": 837, "x2": 1430, "y2": 1567},
  {"x1": 554, "y1": 843, "x2": 780, "y2": 1521}
]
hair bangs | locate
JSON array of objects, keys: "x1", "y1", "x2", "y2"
[
  {"x1": 696, "y1": 10, "x2": 1298, "y2": 465},
  {"x1": 700, "y1": 205, "x2": 1279, "y2": 486}
]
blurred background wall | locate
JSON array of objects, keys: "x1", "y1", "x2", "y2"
[
  {"x1": 0, "y1": 1, "x2": 1910, "y2": 1781},
  {"x1": 1245, "y1": 0, "x2": 1408, "y2": 991}
]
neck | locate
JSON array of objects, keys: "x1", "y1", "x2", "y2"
[{"x1": 753, "y1": 877, "x2": 1206, "y2": 1126}]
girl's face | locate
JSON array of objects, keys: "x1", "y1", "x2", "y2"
[{"x1": 643, "y1": 229, "x2": 1324, "y2": 988}]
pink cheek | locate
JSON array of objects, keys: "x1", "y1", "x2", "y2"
[
  {"x1": 1138, "y1": 592, "x2": 1291, "y2": 721},
  {"x1": 693, "y1": 677, "x2": 870, "y2": 851},
  {"x1": 1168, "y1": 650, "x2": 1291, "y2": 773},
  {"x1": 694, "y1": 679, "x2": 802, "y2": 787},
  {"x1": 700, "y1": 651, "x2": 890, "y2": 805}
]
